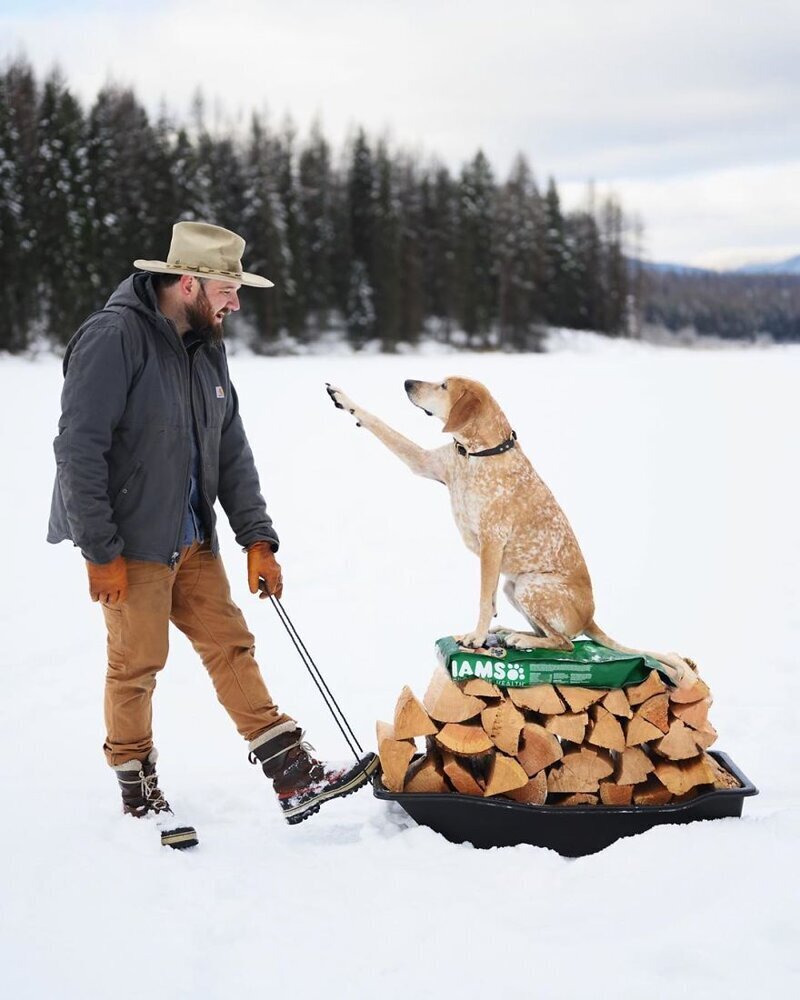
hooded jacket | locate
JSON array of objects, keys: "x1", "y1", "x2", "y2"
[{"x1": 47, "y1": 273, "x2": 279, "y2": 565}]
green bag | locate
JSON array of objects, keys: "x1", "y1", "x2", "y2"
[{"x1": 436, "y1": 634, "x2": 664, "y2": 689}]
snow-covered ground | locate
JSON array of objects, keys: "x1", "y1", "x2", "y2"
[{"x1": 1, "y1": 337, "x2": 798, "y2": 998}]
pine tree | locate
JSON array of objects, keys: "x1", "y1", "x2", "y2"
[
  {"x1": 455, "y1": 150, "x2": 496, "y2": 344},
  {"x1": 420, "y1": 165, "x2": 458, "y2": 341},
  {"x1": 346, "y1": 130, "x2": 377, "y2": 344},
  {"x1": 372, "y1": 141, "x2": 401, "y2": 348},
  {"x1": 297, "y1": 121, "x2": 336, "y2": 333}
]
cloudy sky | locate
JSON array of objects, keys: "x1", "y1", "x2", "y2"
[{"x1": 3, "y1": 0, "x2": 799, "y2": 267}]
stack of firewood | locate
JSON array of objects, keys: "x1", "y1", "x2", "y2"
[{"x1": 376, "y1": 662, "x2": 740, "y2": 805}]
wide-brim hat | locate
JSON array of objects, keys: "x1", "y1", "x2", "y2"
[{"x1": 134, "y1": 221, "x2": 273, "y2": 288}]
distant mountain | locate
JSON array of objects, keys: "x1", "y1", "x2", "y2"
[
  {"x1": 735, "y1": 255, "x2": 800, "y2": 275},
  {"x1": 631, "y1": 259, "x2": 712, "y2": 276}
]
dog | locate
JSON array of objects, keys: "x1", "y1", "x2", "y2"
[{"x1": 326, "y1": 377, "x2": 691, "y2": 687}]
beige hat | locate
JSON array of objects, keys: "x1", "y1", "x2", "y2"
[{"x1": 134, "y1": 221, "x2": 274, "y2": 288}]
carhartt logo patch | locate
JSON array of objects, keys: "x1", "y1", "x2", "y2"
[{"x1": 215, "y1": 386, "x2": 225, "y2": 398}]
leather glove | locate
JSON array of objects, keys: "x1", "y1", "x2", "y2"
[
  {"x1": 86, "y1": 555, "x2": 128, "y2": 605},
  {"x1": 247, "y1": 542, "x2": 283, "y2": 600}
]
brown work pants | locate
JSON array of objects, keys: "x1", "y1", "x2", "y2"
[{"x1": 101, "y1": 541, "x2": 293, "y2": 767}]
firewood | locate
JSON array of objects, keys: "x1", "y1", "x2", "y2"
[
  {"x1": 671, "y1": 697, "x2": 711, "y2": 730},
  {"x1": 547, "y1": 748, "x2": 613, "y2": 794},
  {"x1": 586, "y1": 704, "x2": 626, "y2": 752},
  {"x1": 484, "y1": 753, "x2": 529, "y2": 797},
  {"x1": 424, "y1": 666, "x2": 485, "y2": 723},
  {"x1": 653, "y1": 719, "x2": 702, "y2": 760},
  {"x1": 633, "y1": 776, "x2": 672, "y2": 805},
  {"x1": 626, "y1": 670, "x2": 667, "y2": 706},
  {"x1": 636, "y1": 693, "x2": 670, "y2": 734},
  {"x1": 599, "y1": 782, "x2": 634, "y2": 805},
  {"x1": 376, "y1": 721, "x2": 416, "y2": 793},
  {"x1": 404, "y1": 756, "x2": 449, "y2": 794},
  {"x1": 602, "y1": 688, "x2": 633, "y2": 719},
  {"x1": 435, "y1": 722, "x2": 494, "y2": 756},
  {"x1": 693, "y1": 721, "x2": 718, "y2": 750},
  {"x1": 393, "y1": 686, "x2": 438, "y2": 739},
  {"x1": 544, "y1": 711, "x2": 588, "y2": 744},
  {"x1": 441, "y1": 751, "x2": 484, "y2": 795},
  {"x1": 669, "y1": 675, "x2": 711, "y2": 704},
  {"x1": 625, "y1": 714, "x2": 664, "y2": 747},
  {"x1": 703, "y1": 753, "x2": 741, "y2": 789},
  {"x1": 462, "y1": 677, "x2": 501, "y2": 698},
  {"x1": 516, "y1": 723, "x2": 563, "y2": 776},
  {"x1": 504, "y1": 770, "x2": 548, "y2": 804},
  {"x1": 483, "y1": 699, "x2": 525, "y2": 755},
  {"x1": 558, "y1": 793, "x2": 599, "y2": 806},
  {"x1": 615, "y1": 747, "x2": 655, "y2": 785},
  {"x1": 509, "y1": 684, "x2": 565, "y2": 714},
  {"x1": 654, "y1": 754, "x2": 717, "y2": 796},
  {"x1": 557, "y1": 686, "x2": 605, "y2": 713}
]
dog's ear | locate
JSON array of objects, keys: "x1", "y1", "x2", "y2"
[{"x1": 443, "y1": 388, "x2": 481, "y2": 434}]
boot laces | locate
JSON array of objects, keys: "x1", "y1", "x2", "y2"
[{"x1": 140, "y1": 769, "x2": 168, "y2": 812}]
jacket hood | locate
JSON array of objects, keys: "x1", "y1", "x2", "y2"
[{"x1": 105, "y1": 272, "x2": 160, "y2": 319}]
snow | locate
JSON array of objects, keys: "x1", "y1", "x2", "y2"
[{"x1": 1, "y1": 336, "x2": 799, "y2": 998}]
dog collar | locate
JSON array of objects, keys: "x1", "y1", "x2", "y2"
[{"x1": 454, "y1": 430, "x2": 517, "y2": 458}]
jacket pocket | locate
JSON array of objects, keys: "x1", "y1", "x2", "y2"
[{"x1": 112, "y1": 461, "x2": 143, "y2": 505}]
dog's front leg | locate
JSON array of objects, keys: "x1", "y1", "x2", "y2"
[
  {"x1": 327, "y1": 384, "x2": 446, "y2": 482},
  {"x1": 459, "y1": 540, "x2": 504, "y2": 649}
]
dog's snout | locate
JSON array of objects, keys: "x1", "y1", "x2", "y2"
[{"x1": 404, "y1": 379, "x2": 419, "y2": 394}]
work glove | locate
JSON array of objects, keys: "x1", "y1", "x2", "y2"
[
  {"x1": 86, "y1": 555, "x2": 128, "y2": 605},
  {"x1": 247, "y1": 542, "x2": 283, "y2": 600}
]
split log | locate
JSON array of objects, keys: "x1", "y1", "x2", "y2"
[
  {"x1": 671, "y1": 697, "x2": 711, "y2": 730},
  {"x1": 376, "y1": 721, "x2": 416, "y2": 793},
  {"x1": 599, "y1": 782, "x2": 634, "y2": 806},
  {"x1": 632, "y1": 776, "x2": 673, "y2": 805},
  {"x1": 516, "y1": 723, "x2": 563, "y2": 776},
  {"x1": 653, "y1": 719, "x2": 702, "y2": 760},
  {"x1": 557, "y1": 686, "x2": 605, "y2": 713},
  {"x1": 435, "y1": 722, "x2": 494, "y2": 757},
  {"x1": 509, "y1": 684, "x2": 565, "y2": 715},
  {"x1": 462, "y1": 677, "x2": 501, "y2": 698},
  {"x1": 615, "y1": 747, "x2": 655, "y2": 785},
  {"x1": 625, "y1": 714, "x2": 665, "y2": 747},
  {"x1": 404, "y1": 756, "x2": 449, "y2": 794},
  {"x1": 504, "y1": 770, "x2": 548, "y2": 804},
  {"x1": 626, "y1": 670, "x2": 667, "y2": 707},
  {"x1": 424, "y1": 666, "x2": 485, "y2": 723},
  {"x1": 484, "y1": 753, "x2": 529, "y2": 797},
  {"x1": 586, "y1": 704, "x2": 626, "y2": 752},
  {"x1": 441, "y1": 751, "x2": 484, "y2": 796},
  {"x1": 654, "y1": 754, "x2": 717, "y2": 796},
  {"x1": 483, "y1": 699, "x2": 525, "y2": 755},
  {"x1": 547, "y1": 748, "x2": 614, "y2": 794},
  {"x1": 544, "y1": 712, "x2": 588, "y2": 744},
  {"x1": 558, "y1": 793, "x2": 599, "y2": 806},
  {"x1": 693, "y1": 721, "x2": 718, "y2": 750},
  {"x1": 669, "y1": 675, "x2": 711, "y2": 704},
  {"x1": 636, "y1": 693, "x2": 670, "y2": 734},
  {"x1": 393, "y1": 686, "x2": 438, "y2": 740},
  {"x1": 703, "y1": 753, "x2": 741, "y2": 790},
  {"x1": 602, "y1": 688, "x2": 633, "y2": 719}
]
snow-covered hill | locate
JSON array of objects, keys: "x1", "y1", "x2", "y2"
[{"x1": 1, "y1": 338, "x2": 798, "y2": 998}]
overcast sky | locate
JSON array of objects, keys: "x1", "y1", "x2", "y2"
[{"x1": 3, "y1": 0, "x2": 799, "y2": 267}]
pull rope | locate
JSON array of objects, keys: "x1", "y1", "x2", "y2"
[{"x1": 268, "y1": 595, "x2": 365, "y2": 762}]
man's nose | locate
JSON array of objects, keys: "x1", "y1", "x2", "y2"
[{"x1": 230, "y1": 291, "x2": 240, "y2": 312}]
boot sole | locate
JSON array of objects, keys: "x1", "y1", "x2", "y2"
[
  {"x1": 160, "y1": 825, "x2": 199, "y2": 850},
  {"x1": 283, "y1": 754, "x2": 379, "y2": 825}
]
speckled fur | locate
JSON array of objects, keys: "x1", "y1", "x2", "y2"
[{"x1": 327, "y1": 377, "x2": 690, "y2": 686}]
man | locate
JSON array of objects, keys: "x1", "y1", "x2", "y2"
[{"x1": 47, "y1": 221, "x2": 376, "y2": 843}]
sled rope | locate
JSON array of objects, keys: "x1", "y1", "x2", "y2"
[{"x1": 269, "y1": 595, "x2": 365, "y2": 761}]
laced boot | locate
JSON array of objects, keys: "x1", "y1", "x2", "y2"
[
  {"x1": 112, "y1": 749, "x2": 198, "y2": 850},
  {"x1": 248, "y1": 722, "x2": 377, "y2": 825}
]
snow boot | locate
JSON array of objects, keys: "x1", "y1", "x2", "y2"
[
  {"x1": 248, "y1": 722, "x2": 378, "y2": 825},
  {"x1": 112, "y1": 749, "x2": 198, "y2": 850}
]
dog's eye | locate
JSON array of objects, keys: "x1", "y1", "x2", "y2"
[{"x1": 440, "y1": 382, "x2": 447, "y2": 390}]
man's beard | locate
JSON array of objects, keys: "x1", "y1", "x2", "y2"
[{"x1": 185, "y1": 286, "x2": 226, "y2": 346}]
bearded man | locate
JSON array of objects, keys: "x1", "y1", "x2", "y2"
[{"x1": 47, "y1": 222, "x2": 375, "y2": 844}]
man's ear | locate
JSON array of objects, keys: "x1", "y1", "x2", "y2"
[{"x1": 443, "y1": 389, "x2": 481, "y2": 434}]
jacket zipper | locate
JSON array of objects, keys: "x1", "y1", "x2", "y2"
[
  {"x1": 189, "y1": 349, "x2": 215, "y2": 548},
  {"x1": 169, "y1": 340, "x2": 194, "y2": 570}
]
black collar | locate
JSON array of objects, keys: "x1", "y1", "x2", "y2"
[{"x1": 454, "y1": 430, "x2": 517, "y2": 458}]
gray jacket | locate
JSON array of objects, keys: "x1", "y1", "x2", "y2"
[{"x1": 47, "y1": 273, "x2": 279, "y2": 565}]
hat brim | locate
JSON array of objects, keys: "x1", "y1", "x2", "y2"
[{"x1": 133, "y1": 259, "x2": 274, "y2": 289}]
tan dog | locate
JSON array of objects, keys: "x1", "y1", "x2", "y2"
[{"x1": 327, "y1": 377, "x2": 691, "y2": 687}]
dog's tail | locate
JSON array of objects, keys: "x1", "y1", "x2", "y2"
[{"x1": 583, "y1": 620, "x2": 694, "y2": 689}]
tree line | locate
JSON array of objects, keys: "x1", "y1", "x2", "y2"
[{"x1": 0, "y1": 59, "x2": 634, "y2": 353}]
